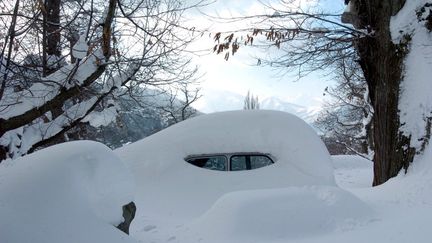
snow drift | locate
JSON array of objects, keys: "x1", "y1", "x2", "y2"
[
  {"x1": 0, "y1": 141, "x2": 136, "y2": 243},
  {"x1": 179, "y1": 186, "x2": 373, "y2": 242}
]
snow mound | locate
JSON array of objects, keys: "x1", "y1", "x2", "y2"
[
  {"x1": 180, "y1": 186, "x2": 373, "y2": 242},
  {"x1": 0, "y1": 141, "x2": 136, "y2": 243},
  {"x1": 364, "y1": 143, "x2": 432, "y2": 206}
]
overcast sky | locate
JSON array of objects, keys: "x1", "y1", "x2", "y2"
[{"x1": 185, "y1": 0, "x2": 346, "y2": 113}]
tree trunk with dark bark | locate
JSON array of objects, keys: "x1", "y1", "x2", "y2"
[
  {"x1": 43, "y1": 0, "x2": 61, "y2": 76},
  {"x1": 353, "y1": 0, "x2": 414, "y2": 185}
]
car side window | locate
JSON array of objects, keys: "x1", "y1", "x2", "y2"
[
  {"x1": 230, "y1": 156, "x2": 248, "y2": 171},
  {"x1": 230, "y1": 155, "x2": 274, "y2": 171},
  {"x1": 186, "y1": 153, "x2": 274, "y2": 171},
  {"x1": 250, "y1": 155, "x2": 274, "y2": 169},
  {"x1": 186, "y1": 156, "x2": 227, "y2": 171}
]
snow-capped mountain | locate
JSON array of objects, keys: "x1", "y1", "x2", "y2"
[
  {"x1": 194, "y1": 89, "x2": 321, "y2": 123},
  {"x1": 260, "y1": 97, "x2": 321, "y2": 123}
]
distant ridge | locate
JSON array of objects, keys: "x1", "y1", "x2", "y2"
[{"x1": 194, "y1": 90, "x2": 321, "y2": 123}]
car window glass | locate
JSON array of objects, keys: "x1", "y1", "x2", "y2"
[
  {"x1": 230, "y1": 156, "x2": 247, "y2": 171},
  {"x1": 250, "y1": 155, "x2": 274, "y2": 169},
  {"x1": 186, "y1": 156, "x2": 227, "y2": 171},
  {"x1": 186, "y1": 153, "x2": 274, "y2": 172}
]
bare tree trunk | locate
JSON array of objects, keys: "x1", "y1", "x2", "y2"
[
  {"x1": 354, "y1": 0, "x2": 414, "y2": 185},
  {"x1": 45, "y1": 0, "x2": 61, "y2": 57},
  {"x1": 42, "y1": 0, "x2": 61, "y2": 76}
]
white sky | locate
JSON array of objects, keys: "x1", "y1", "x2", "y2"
[{"x1": 185, "y1": 0, "x2": 345, "y2": 113}]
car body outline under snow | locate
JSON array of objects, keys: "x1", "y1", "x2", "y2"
[{"x1": 116, "y1": 110, "x2": 340, "y2": 220}]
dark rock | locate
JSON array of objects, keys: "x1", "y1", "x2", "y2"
[{"x1": 116, "y1": 201, "x2": 136, "y2": 235}]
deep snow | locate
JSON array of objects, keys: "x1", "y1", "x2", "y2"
[
  {"x1": 0, "y1": 141, "x2": 136, "y2": 243},
  {"x1": 1, "y1": 113, "x2": 432, "y2": 243},
  {"x1": 1, "y1": 1, "x2": 432, "y2": 242}
]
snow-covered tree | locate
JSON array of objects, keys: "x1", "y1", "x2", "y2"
[
  {"x1": 315, "y1": 52, "x2": 373, "y2": 157},
  {"x1": 211, "y1": 0, "x2": 432, "y2": 185},
  {"x1": 0, "y1": 0, "x2": 205, "y2": 160}
]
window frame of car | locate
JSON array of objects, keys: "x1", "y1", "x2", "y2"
[{"x1": 184, "y1": 152, "x2": 275, "y2": 171}]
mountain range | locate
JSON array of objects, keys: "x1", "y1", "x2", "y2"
[{"x1": 194, "y1": 90, "x2": 321, "y2": 123}]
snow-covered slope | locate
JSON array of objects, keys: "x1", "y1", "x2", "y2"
[{"x1": 0, "y1": 141, "x2": 136, "y2": 243}]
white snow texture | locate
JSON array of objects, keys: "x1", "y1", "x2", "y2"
[{"x1": 0, "y1": 141, "x2": 136, "y2": 243}]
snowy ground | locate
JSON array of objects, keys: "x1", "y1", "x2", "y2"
[
  {"x1": 2, "y1": 111, "x2": 432, "y2": 243},
  {"x1": 326, "y1": 152, "x2": 432, "y2": 243},
  {"x1": 1, "y1": 140, "x2": 432, "y2": 243}
]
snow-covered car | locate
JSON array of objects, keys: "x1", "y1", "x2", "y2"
[
  {"x1": 116, "y1": 110, "x2": 373, "y2": 242},
  {"x1": 117, "y1": 110, "x2": 337, "y2": 212},
  {"x1": 118, "y1": 110, "x2": 336, "y2": 186}
]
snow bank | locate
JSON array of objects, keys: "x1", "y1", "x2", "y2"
[
  {"x1": 0, "y1": 141, "x2": 136, "y2": 243},
  {"x1": 325, "y1": 144, "x2": 432, "y2": 243},
  {"x1": 360, "y1": 142, "x2": 432, "y2": 207},
  {"x1": 179, "y1": 186, "x2": 373, "y2": 242},
  {"x1": 391, "y1": 0, "x2": 432, "y2": 148}
]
